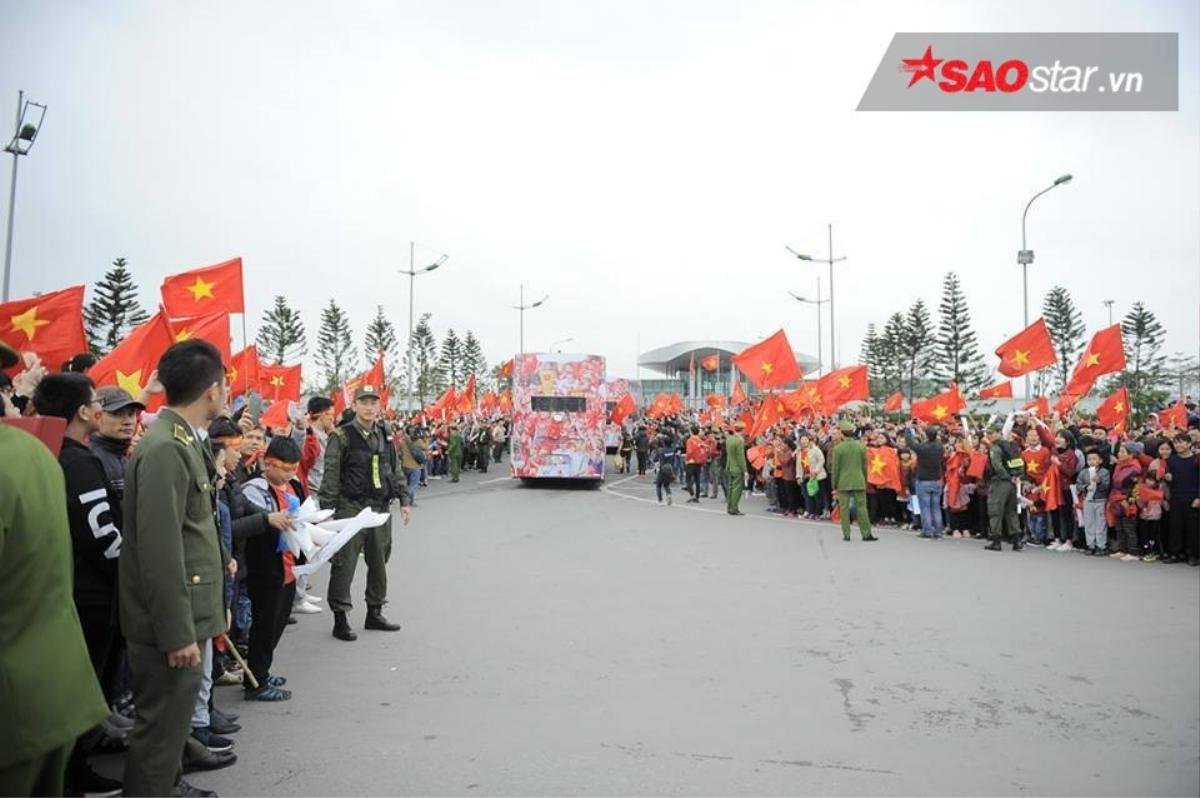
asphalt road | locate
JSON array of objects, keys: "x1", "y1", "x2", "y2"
[{"x1": 182, "y1": 465, "x2": 1198, "y2": 796}]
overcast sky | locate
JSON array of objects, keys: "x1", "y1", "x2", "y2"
[{"x1": 3, "y1": 0, "x2": 1197, "y2": 386}]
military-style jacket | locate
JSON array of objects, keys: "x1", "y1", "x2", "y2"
[
  {"x1": 0, "y1": 425, "x2": 108, "y2": 767},
  {"x1": 829, "y1": 438, "x2": 869, "y2": 491},
  {"x1": 119, "y1": 409, "x2": 225, "y2": 652},
  {"x1": 319, "y1": 419, "x2": 410, "y2": 514}
]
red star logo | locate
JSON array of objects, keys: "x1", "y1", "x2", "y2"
[{"x1": 901, "y1": 45, "x2": 943, "y2": 87}]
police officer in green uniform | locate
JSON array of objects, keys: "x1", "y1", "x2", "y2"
[
  {"x1": 120, "y1": 340, "x2": 229, "y2": 797},
  {"x1": 984, "y1": 421, "x2": 1025, "y2": 551},
  {"x1": 0, "y1": 342, "x2": 110, "y2": 797},
  {"x1": 320, "y1": 383, "x2": 412, "y2": 642},
  {"x1": 448, "y1": 424, "x2": 463, "y2": 482},
  {"x1": 724, "y1": 421, "x2": 747, "y2": 515},
  {"x1": 474, "y1": 423, "x2": 491, "y2": 473},
  {"x1": 829, "y1": 419, "x2": 879, "y2": 542}
]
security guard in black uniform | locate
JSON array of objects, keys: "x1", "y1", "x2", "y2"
[{"x1": 319, "y1": 384, "x2": 412, "y2": 641}]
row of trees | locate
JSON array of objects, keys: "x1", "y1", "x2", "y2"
[
  {"x1": 858, "y1": 273, "x2": 1192, "y2": 421},
  {"x1": 80, "y1": 258, "x2": 496, "y2": 401}
]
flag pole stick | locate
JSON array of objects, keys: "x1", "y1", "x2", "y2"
[{"x1": 221, "y1": 632, "x2": 258, "y2": 689}]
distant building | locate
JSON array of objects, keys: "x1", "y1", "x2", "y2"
[{"x1": 635, "y1": 340, "x2": 819, "y2": 406}]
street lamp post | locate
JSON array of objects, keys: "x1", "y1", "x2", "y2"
[
  {"x1": 788, "y1": 275, "x2": 829, "y2": 375},
  {"x1": 1018, "y1": 173, "x2": 1073, "y2": 397},
  {"x1": 512, "y1": 283, "x2": 547, "y2": 355},
  {"x1": 1102, "y1": 299, "x2": 1114, "y2": 326},
  {"x1": 786, "y1": 222, "x2": 845, "y2": 369},
  {"x1": 3, "y1": 90, "x2": 48, "y2": 302},
  {"x1": 401, "y1": 241, "x2": 448, "y2": 410}
]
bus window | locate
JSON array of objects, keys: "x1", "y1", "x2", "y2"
[{"x1": 531, "y1": 396, "x2": 587, "y2": 413}]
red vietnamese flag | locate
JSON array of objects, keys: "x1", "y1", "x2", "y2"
[
  {"x1": 227, "y1": 345, "x2": 261, "y2": 396},
  {"x1": 499, "y1": 358, "x2": 514, "y2": 379},
  {"x1": 1159, "y1": 402, "x2": 1187, "y2": 431},
  {"x1": 259, "y1": 363, "x2": 301, "y2": 402},
  {"x1": 867, "y1": 446, "x2": 902, "y2": 491},
  {"x1": 160, "y1": 257, "x2": 244, "y2": 317},
  {"x1": 168, "y1": 311, "x2": 232, "y2": 363},
  {"x1": 746, "y1": 445, "x2": 768, "y2": 471},
  {"x1": 815, "y1": 365, "x2": 869, "y2": 412},
  {"x1": 611, "y1": 393, "x2": 635, "y2": 425},
  {"x1": 731, "y1": 381, "x2": 748, "y2": 406},
  {"x1": 1054, "y1": 393, "x2": 1080, "y2": 415},
  {"x1": 1039, "y1": 464, "x2": 1062, "y2": 512},
  {"x1": 980, "y1": 381, "x2": 1013, "y2": 400},
  {"x1": 667, "y1": 393, "x2": 683, "y2": 415},
  {"x1": 456, "y1": 374, "x2": 478, "y2": 413},
  {"x1": 1023, "y1": 396, "x2": 1050, "y2": 417},
  {"x1": 705, "y1": 393, "x2": 725, "y2": 409},
  {"x1": 701, "y1": 354, "x2": 719, "y2": 371},
  {"x1": 430, "y1": 386, "x2": 457, "y2": 419},
  {"x1": 498, "y1": 389, "x2": 512, "y2": 413},
  {"x1": 1065, "y1": 324, "x2": 1126, "y2": 397},
  {"x1": 732, "y1": 330, "x2": 802, "y2": 390},
  {"x1": 883, "y1": 391, "x2": 904, "y2": 413},
  {"x1": 647, "y1": 393, "x2": 668, "y2": 418},
  {"x1": 259, "y1": 399, "x2": 294, "y2": 431},
  {"x1": 1096, "y1": 387, "x2": 1130, "y2": 428},
  {"x1": 995, "y1": 318, "x2": 1056, "y2": 378},
  {"x1": 90, "y1": 312, "x2": 176, "y2": 399},
  {"x1": 749, "y1": 393, "x2": 785, "y2": 438},
  {"x1": 1, "y1": 285, "x2": 88, "y2": 371},
  {"x1": 480, "y1": 391, "x2": 498, "y2": 414},
  {"x1": 911, "y1": 384, "x2": 967, "y2": 424}
]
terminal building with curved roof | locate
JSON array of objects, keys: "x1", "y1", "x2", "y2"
[{"x1": 635, "y1": 340, "x2": 820, "y2": 405}]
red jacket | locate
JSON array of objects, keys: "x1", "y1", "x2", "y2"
[{"x1": 685, "y1": 436, "x2": 709, "y2": 465}]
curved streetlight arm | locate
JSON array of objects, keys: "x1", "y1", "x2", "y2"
[{"x1": 1021, "y1": 174, "x2": 1073, "y2": 250}]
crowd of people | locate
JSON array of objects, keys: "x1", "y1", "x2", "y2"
[
  {"x1": 624, "y1": 402, "x2": 1200, "y2": 561},
  {"x1": 0, "y1": 339, "x2": 514, "y2": 797},
  {"x1": 2, "y1": 332, "x2": 1198, "y2": 797}
]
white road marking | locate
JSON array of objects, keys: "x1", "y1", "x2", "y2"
[
  {"x1": 601, "y1": 477, "x2": 808, "y2": 525},
  {"x1": 479, "y1": 475, "x2": 514, "y2": 485}
]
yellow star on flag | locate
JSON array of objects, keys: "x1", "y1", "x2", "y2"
[
  {"x1": 226, "y1": 366, "x2": 238, "y2": 382},
  {"x1": 174, "y1": 328, "x2": 194, "y2": 342},
  {"x1": 1040, "y1": 479, "x2": 1050, "y2": 492},
  {"x1": 932, "y1": 404, "x2": 948, "y2": 420},
  {"x1": 116, "y1": 369, "x2": 144, "y2": 396},
  {"x1": 187, "y1": 276, "x2": 216, "y2": 302},
  {"x1": 838, "y1": 375, "x2": 852, "y2": 389},
  {"x1": 760, "y1": 361, "x2": 774, "y2": 374},
  {"x1": 9, "y1": 305, "x2": 51, "y2": 342},
  {"x1": 1114, "y1": 401, "x2": 1125, "y2": 413},
  {"x1": 870, "y1": 455, "x2": 886, "y2": 474},
  {"x1": 1011, "y1": 349, "x2": 1030, "y2": 367},
  {"x1": 1027, "y1": 460, "x2": 1040, "y2": 474},
  {"x1": 1085, "y1": 352, "x2": 1101, "y2": 368}
]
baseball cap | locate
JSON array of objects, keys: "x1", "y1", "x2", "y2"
[{"x1": 96, "y1": 385, "x2": 146, "y2": 413}]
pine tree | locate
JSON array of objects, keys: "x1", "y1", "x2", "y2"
[
  {"x1": 1106, "y1": 302, "x2": 1168, "y2": 420},
  {"x1": 879, "y1": 313, "x2": 907, "y2": 396},
  {"x1": 933, "y1": 272, "x2": 989, "y2": 391},
  {"x1": 900, "y1": 300, "x2": 935, "y2": 400},
  {"x1": 860, "y1": 324, "x2": 886, "y2": 398},
  {"x1": 256, "y1": 295, "x2": 307, "y2": 364},
  {"x1": 315, "y1": 300, "x2": 355, "y2": 391},
  {"x1": 461, "y1": 331, "x2": 487, "y2": 386},
  {"x1": 438, "y1": 328, "x2": 462, "y2": 388},
  {"x1": 363, "y1": 306, "x2": 398, "y2": 369},
  {"x1": 401, "y1": 313, "x2": 442, "y2": 405},
  {"x1": 83, "y1": 257, "x2": 150, "y2": 356},
  {"x1": 1042, "y1": 286, "x2": 1085, "y2": 391}
]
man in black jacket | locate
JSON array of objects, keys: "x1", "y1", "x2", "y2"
[
  {"x1": 88, "y1": 386, "x2": 144, "y2": 500},
  {"x1": 32, "y1": 373, "x2": 125, "y2": 797},
  {"x1": 905, "y1": 422, "x2": 947, "y2": 539}
]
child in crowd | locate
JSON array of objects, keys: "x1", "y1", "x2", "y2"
[
  {"x1": 238, "y1": 436, "x2": 306, "y2": 701},
  {"x1": 1077, "y1": 451, "x2": 1111, "y2": 555},
  {"x1": 1137, "y1": 472, "x2": 1165, "y2": 562}
]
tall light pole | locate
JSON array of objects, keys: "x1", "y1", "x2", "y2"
[
  {"x1": 512, "y1": 284, "x2": 547, "y2": 355},
  {"x1": 3, "y1": 91, "x2": 48, "y2": 302},
  {"x1": 1102, "y1": 299, "x2": 1114, "y2": 326},
  {"x1": 401, "y1": 241, "x2": 448, "y2": 409},
  {"x1": 787, "y1": 222, "x2": 845, "y2": 369},
  {"x1": 549, "y1": 337, "x2": 573, "y2": 353},
  {"x1": 1018, "y1": 173, "x2": 1073, "y2": 397},
  {"x1": 789, "y1": 276, "x2": 829, "y2": 375}
]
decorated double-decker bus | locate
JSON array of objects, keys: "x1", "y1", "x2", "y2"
[{"x1": 510, "y1": 353, "x2": 606, "y2": 480}]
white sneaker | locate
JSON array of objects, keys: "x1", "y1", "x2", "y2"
[
  {"x1": 303, "y1": 594, "x2": 323, "y2": 602},
  {"x1": 294, "y1": 599, "x2": 322, "y2": 614}
]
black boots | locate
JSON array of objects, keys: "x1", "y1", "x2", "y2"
[
  {"x1": 332, "y1": 611, "x2": 357, "y2": 641},
  {"x1": 364, "y1": 605, "x2": 401, "y2": 632},
  {"x1": 984, "y1": 541, "x2": 1002, "y2": 551}
]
